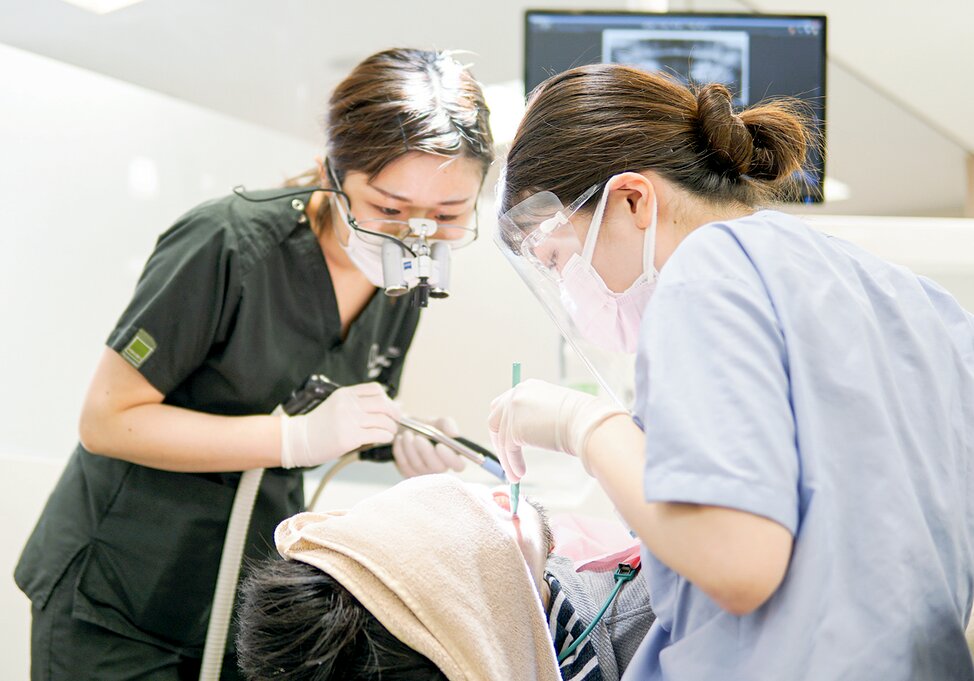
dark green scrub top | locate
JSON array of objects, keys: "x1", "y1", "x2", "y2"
[{"x1": 15, "y1": 188, "x2": 421, "y2": 656}]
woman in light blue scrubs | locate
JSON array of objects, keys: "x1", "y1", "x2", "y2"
[{"x1": 489, "y1": 64, "x2": 974, "y2": 681}]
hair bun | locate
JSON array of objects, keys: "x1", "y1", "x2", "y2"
[{"x1": 694, "y1": 83, "x2": 753, "y2": 177}]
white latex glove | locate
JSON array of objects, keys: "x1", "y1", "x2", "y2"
[
  {"x1": 393, "y1": 417, "x2": 467, "y2": 477},
  {"x1": 487, "y1": 378, "x2": 628, "y2": 482},
  {"x1": 280, "y1": 382, "x2": 402, "y2": 469}
]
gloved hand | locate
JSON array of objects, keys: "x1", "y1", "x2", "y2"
[
  {"x1": 392, "y1": 417, "x2": 467, "y2": 477},
  {"x1": 487, "y1": 378, "x2": 628, "y2": 482},
  {"x1": 280, "y1": 382, "x2": 402, "y2": 469}
]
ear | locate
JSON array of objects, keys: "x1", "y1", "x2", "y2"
[{"x1": 606, "y1": 172, "x2": 657, "y2": 231}]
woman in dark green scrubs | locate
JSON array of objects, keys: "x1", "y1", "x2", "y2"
[{"x1": 16, "y1": 48, "x2": 494, "y2": 681}]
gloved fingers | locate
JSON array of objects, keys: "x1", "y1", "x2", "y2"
[
  {"x1": 497, "y1": 398, "x2": 527, "y2": 480},
  {"x1": 355, "y1": 393, "x2": 403, "y2": 419},
  {"x1": 424, "y1": 441, "x2": 465, "y2": 473},
  {"x1": 487, "y1": 393, "x2": 513, "y2": 479},
  {"x1": 488, "y1": 429, "x2": 516, "y2": 482},
  {"x1": 394, "y1": 429, "x2": 451, "y2": 478},
  {"x1": 488, "y1": 397, "x2": 525, "y2": 483},
  {"x1": 349, "y1": 382, "x2": 390, "y2": 397},
  {"x1": 496, "y1": 441, "x2": 525, "y2": 482},
  {"x1": 412, "y1": 435, "x2": 449, "y2": 474},
  {"x1": 392, "y1": 432, "x2": 419, "y2": 478},
  {"x1": 357, "y1": 426, "x2": 397, "y2": 446},
  {"x1": 400, "y1": 430, "x2": 428, "y2": 475},
  {"x1": 436, "y1": 443, "x2": 466, "y2": 472},
  {"x1": 486, "y1": 389, "x2": 512, "y2": 434},
  {"x1": 489, "y1": 387, "x2": 514, "y2": 414},
  {"x1": 392, "y1": 417, "x2": 462, "y2": 472},
  {"x1": 431, "y1": 416, "x2": 460, "y2": 438},
  {"x1": 508, "y1": 448, "x2": 526, "y2": 480},
  {"x1": 359, "y1": 412, "x2": 401, "y2": 436}
]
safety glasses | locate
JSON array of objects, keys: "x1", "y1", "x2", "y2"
[
  {"x1": 341, "y1": 213, "x2": 479, "y2": 250},
  {"x1": 329, "y1": 163, "x2": 479, "y2": 250},
  {"x1": 496, "y1": 182, "x2": 601, "y2": 282}
]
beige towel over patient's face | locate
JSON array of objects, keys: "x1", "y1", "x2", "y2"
[{"x1": 275, "y1": 475, "x2": 561, "y2": 681}]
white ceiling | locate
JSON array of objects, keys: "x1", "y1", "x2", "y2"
[{"x1": 1, "y1": 0, "x2": 971, "y2": 216}]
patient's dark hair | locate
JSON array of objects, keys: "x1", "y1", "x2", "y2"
[{"x1": 236, "y1": 558, "x2": 448, "y2": 681}]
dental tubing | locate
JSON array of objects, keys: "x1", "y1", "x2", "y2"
[{"x1": 198, "y1": 410, "x2": 277, "y2": 681}]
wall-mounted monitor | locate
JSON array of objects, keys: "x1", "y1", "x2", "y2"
[{"x1": 525, "y1": 11, "x2": 827, "y2": 203}]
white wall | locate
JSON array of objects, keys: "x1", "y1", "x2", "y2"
[
  {"x1": 6, "y1": 38, "x2": 974, "y2": 681},
  {"x1": 0, "y1": 42, "x2": 318, "y2": 461},
  {"x1": 0, "y1": 42, "x2": 318, "y2": 680},
  {"x1": 800, "y1": 214, "x2": 974, "y2": 309}
]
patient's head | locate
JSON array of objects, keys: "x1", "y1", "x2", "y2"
[
  {"x1": 470, "y1": 484, "x2": 555, "y2": 592},
  {"x1": 236, "y1": 482, "x2": 554, "y2": 681},
  {"x1": 236, "y1": 559, "x2": 444, "y2": 680}
]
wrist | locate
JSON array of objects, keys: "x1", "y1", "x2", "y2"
[
  {"x1": 578, "y1": 412, "x2": 632, "y2": 475},
  {"x1": 280, "y1": 413, "x2": 308, "y2": 469}
]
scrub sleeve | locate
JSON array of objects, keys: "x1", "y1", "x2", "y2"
[
  {"x1": 627, "y1": 226, "x2": 799, "y2": 679},
  {"x1": 641, "y1": 267, "x2": 800, "y2": 532}
]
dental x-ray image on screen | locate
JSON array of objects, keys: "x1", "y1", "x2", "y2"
[
  {"x1": 525, "y1": 12, "x2": 827, "y2": 203},
  {"x1": 602, "y1": 30, "x2": 749, "y2": 106}
]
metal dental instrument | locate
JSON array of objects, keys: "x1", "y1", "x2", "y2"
[
  {"x1": 283, "y1": 375, "x2": 506, "y2": 480},
  {"x1": 398, "y1": 417, "x2": 505, "y2": 480},
  {"x1": 510, "y1": 362, "x2": 521, "y2": 517}
]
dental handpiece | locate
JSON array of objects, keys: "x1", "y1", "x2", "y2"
[
  {"x1": 282, "y1": 374, "x2": 505, "y2": 480},
  {"x1": 398, "y1": 417, "x2": 506, "y2": 481}
]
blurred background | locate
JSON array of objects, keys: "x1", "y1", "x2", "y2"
[{"x1": 2, "y1": 1, "x2": 973, "y2": 675}]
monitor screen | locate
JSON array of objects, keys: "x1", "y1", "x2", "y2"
[{"x1": 525, "y1": 11, "x2": 827, "y2": 203}]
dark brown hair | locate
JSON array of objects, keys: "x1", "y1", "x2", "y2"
[
  {"x1": 500, "y1": 64, "x2": 813, "y2": 213},
  {"x1": 236, "y1": 558, "x2": 447, "y2": 681},
  {"x1": 288, "y1": 48, "x2": 493, "y2": 191}
]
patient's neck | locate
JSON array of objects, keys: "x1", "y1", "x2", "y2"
[{"x1": 541, "y1": 579, "x2": 551, "y2": 611}]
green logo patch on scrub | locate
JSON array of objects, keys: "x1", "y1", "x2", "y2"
[{"x1": 121, "y1": 328, "x2": 157, "y2": 368}]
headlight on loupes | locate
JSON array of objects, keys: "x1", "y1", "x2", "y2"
[{"x1": 365, "y1": 217, "x2": 474, "y2": 307}]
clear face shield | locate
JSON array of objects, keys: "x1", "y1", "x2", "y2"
[
  {"x1": 495, "y1": 182, "x2": 639, "y2": 408},
  {"x1": 328, "y1": 163, "x2": 478, "y2": 308}
]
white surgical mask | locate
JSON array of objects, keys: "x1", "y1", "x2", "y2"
[
  {"x1": 332, "y1": 197, "x2": 385, "y2": 287},
  {"x1": 559, "y1": 181, "x2": 659, "y2": 353}
]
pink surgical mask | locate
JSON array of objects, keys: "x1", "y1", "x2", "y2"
[{"x1": 558, "y1": 181, "x2": 659, "y2": 353}]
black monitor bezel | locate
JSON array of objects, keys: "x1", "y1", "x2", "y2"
[{"x1": 523, "y1": 10, "x2": 828, "y2": 203}]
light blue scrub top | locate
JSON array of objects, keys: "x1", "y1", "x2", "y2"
[{"x1": 625, "y1": 210, "x2": 974, "y2": 681}]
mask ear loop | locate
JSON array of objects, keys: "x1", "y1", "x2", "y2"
[
  {"x1": 642, "y1": 192, "x2": 659, "y2": 277},
  {"x1": 323, "y1": 158, "x2": 412, "y2": 256},
  {"x1": 580, "y1": 183, "x2": 612, "y2": 264},
  {"x1": 579, "y1": 177, "x2": 659, "y2": 276}
]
